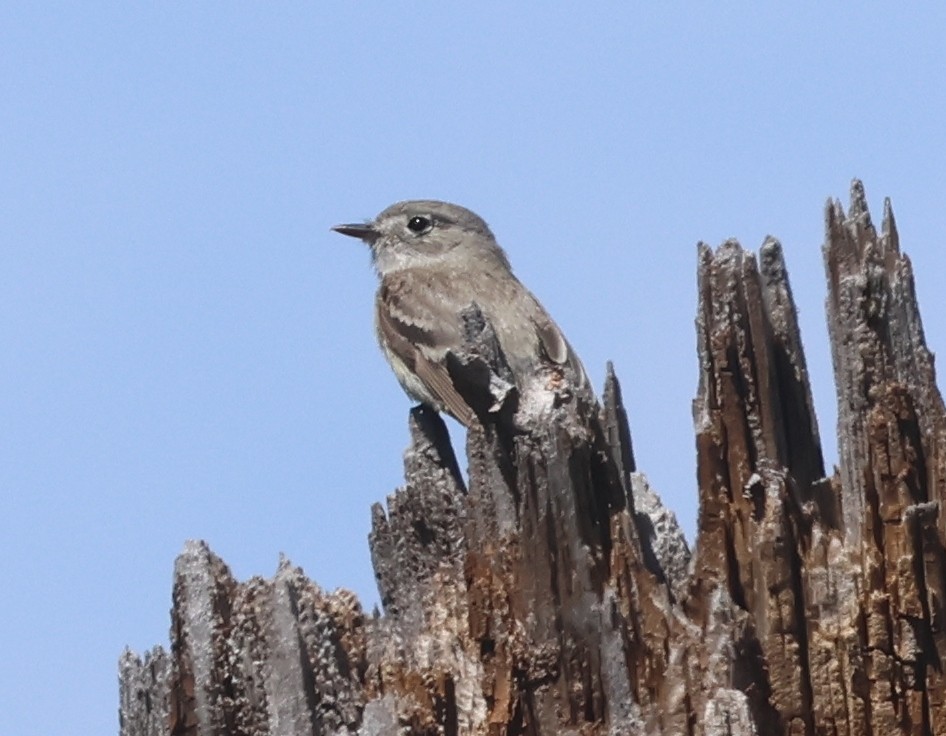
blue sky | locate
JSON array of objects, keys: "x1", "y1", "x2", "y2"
[{"x1": 2, "y1": 5, "x2": 945, "y2": 734}]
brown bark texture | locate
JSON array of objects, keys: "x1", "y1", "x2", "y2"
[{"x1": 120, "y1": 181, "x2": 946, "y2": 736}]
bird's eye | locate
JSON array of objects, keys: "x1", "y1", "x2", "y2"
[{"x1": 407, "y1": 215, "x2": 433, "y2": 234}]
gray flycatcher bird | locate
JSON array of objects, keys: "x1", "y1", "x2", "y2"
[{"x1": 332, "y1": 200, "x2": 588, "y2": 428}]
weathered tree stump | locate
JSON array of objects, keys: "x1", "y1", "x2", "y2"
[{"x1": 120, "y1": 181, "x2": 946, "y2": 735}]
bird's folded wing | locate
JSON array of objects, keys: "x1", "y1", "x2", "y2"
[
  {"x1": 413, "y1": 351, "x2": 477, "y2": 427},
  {"x1": 378, "y1": 275, "x2": 477, "y2": 427},
  {"x1": 529, "y1": 296, "x2": 589, "y2": 389},
  {"x1": 532, "y1": 311, "x2": 569, "y2": 365}
]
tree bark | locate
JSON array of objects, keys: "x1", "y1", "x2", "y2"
[{"x1": 120, "y1": 181, "x2": 946, "y2": 735}]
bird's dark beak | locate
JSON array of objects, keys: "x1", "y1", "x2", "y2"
[{"x1": 331, "y1": 222, "x2": 380, "y2": 244}]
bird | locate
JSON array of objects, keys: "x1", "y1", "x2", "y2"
[{"x1": 332, "y1": 200, "x2": 588, "y2": 428}]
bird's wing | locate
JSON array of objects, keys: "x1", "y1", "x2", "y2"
[
  {"x1": 377, "y1": 273, "x2": 478, "y2": 428},
  {"x1": 532, "y1": 308, "x2": 569, "y2": 365},
  {"x1": 528, "y1": 295, "x2": 590, "y2": 389}
]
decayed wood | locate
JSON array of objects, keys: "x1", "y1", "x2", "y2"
[
  {"x1": 120, "y1": 181, "x2": 946, "y2": 735},
  {"x1": 822, "y1": 183, "x2": 946, "y2": 734}
]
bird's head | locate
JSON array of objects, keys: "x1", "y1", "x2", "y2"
[{"x1": 332, "y1": 200, "x2": 512, "y2": 277}]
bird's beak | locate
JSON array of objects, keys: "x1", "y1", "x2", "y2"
[{"x1": 331, "y1": 222, "x2": 380, "y2": 244}]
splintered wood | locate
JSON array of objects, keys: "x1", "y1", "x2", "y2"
[{"x1": 120, "y1": 182, "x2": 945, "y2": 736}]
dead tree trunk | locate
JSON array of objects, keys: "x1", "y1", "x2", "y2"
[{"x1": 119, "y1": 181, "x2": 946, "y2": 736}]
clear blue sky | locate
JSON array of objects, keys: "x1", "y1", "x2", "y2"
[{"x1": 3, "y1": 5, "x2": 944, "y2": 734}]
